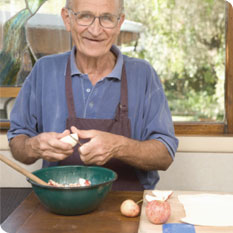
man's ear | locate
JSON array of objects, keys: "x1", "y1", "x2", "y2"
[
  {"x1": 115, "y1": 13, "x2": 125, "y2": 35},
  {"x1": 119, "y1": 13, "x2": 125, "y2": 27},
  {"x1": 61, "y1": 8, "x2": 71, "y2": 32}
]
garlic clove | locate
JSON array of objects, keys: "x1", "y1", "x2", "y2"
[{"x1": 60, "y1": 133, "x2": 79, "y2": 147}]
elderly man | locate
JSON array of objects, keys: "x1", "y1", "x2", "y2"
[{"x1": 8, "y1": 0, "x2": 178, "y2": 190}]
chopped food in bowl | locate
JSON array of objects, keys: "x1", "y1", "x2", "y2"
[
  {"x1": 48, "y1": 178, "x2": 91, "y2": 187},
  {"x1": 27, "y1": 165, "x2": 117, "y2": 215}
]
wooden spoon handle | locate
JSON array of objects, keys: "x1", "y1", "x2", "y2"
[{"x1": 0, "y1": 153, "x2": 48, "y2": 186}]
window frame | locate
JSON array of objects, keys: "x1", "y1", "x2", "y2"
[
  {"x1": 0, "y1": 5, "x2": 233, "y2": 135},
  {"x1": 174, "y1": 4, "x2": 233, "y2": 135}
]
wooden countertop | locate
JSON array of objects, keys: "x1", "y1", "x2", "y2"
[
  {"x1": 1, "y1": 191, "x2": 142, "y2": 233},
  {"x1": 2, "y1": 190, "x2": 233, "y2": 233}
]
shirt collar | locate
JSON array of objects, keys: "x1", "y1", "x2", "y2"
[
  {"x1": 70, "y1": 46, "x2": 82, "y2": 76},
  {"x1": 108, "y1": 45, "x2": 123, "y2": 80},
  {"x1": 68, "y1": 45, "x2": 123, "y2": 80}
]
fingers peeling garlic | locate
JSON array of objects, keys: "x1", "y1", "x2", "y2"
[{"x1": 60, "y1": 134, "x2": 79, "y2": 147}]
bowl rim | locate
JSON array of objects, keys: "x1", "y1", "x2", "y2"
[{"x1": 27, "y1": 165, "x2": 118, "y2": 190}]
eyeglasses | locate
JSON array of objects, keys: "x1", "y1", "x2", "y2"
[{"x1": 68, "y1": 9, "x2": 120, "y2": 29}]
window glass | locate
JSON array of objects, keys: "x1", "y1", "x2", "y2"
[
  {"x1": 0, "y1": 0, "x2": 226, "y2": 126},
  {"x1": 0, "y1": 0, "x2": 66, "y2": 123},
  {"x1": 0, "y1": 0, "x2": 67, "y2": 86},
  {"x1": 123, "y1": 0, "x2": 225, "y2": 122}
]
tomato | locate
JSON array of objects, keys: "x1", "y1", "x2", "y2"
[{"x1": 84, "y1": 179, "x2": 91, "y2": 186}]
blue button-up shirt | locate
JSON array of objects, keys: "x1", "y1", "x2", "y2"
[{"x1": 8, "y1": 45, "x2": 178, "y2": 189}]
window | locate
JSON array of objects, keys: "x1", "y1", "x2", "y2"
[
  {"x1": 0, "y1": 0, "x2": 232, "y2": 135},
  {"x1": 0, "y1": 0, "x2": 68, "y2": 129},
  {"x1": 176, "y1": 4, "x2": 233, "y2": 135},
  {"x1": 123, "y1": 0, "x2": 233, "y2": 135}
]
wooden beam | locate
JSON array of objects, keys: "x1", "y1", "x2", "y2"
[
  {"x1": 0, "y1": 87, "x2": 21, "y2": 98},
  {"x1": 0, "y1": 121, "x2": 10, "y2": 130},
  {"x1": 175, "y1": 122, "x2": 225, "y2": 135},
  {"x1": 225, "y1": 4, "x2": 233, "y2": 134}
]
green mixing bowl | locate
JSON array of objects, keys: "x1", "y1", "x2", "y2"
[{"x1": 27, "y1": 165, "x2": 117, "y2": 215}]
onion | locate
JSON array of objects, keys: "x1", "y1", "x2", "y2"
[
  {"x1": 145, "y1": 200, "x2": 171, "y2": 224},
  {"x1": 120, "y1": 199, "x2": 140, "y2": 217}
]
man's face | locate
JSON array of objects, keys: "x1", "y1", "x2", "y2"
[{"x1": 62, "y1": 0, "x2": 124, "y2": 59}]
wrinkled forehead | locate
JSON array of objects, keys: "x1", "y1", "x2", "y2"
[{"x1": 69, "y1": 0, "x2": 121, "y2": 14}]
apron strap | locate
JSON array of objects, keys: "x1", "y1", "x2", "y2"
[
  {"x1": 117, "y1": 64, "x2": 129, "y2": 119},
  {"x1": 65, "y1": 57, "x2": 76, "y2": 118},
  {"x1": 65, "y1": 55, "x2": 129, "y2": 119}
]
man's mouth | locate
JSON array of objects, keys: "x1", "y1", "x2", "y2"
[{"x1": 84, "y1": 37, "x2": 104, "y2": 42}]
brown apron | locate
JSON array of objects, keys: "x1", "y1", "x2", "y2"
[{"x1": 59, "y1": 57, "x2": 143, "y2": 191}]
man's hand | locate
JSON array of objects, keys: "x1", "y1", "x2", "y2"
[
  {"x1": 71, "y1": 126, "x2": 173, "y2": 171},
  {"x1": 71, "y1": 126, "x2": 121, "y2": 165},
  {"x1": 10, "y1": 130, "x2": 74, "y2": 164},
  {"x1": 27, "y1": 130, "x2": 74, "y2": 161}
]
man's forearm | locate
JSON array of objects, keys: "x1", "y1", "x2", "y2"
[
  {"x1": 9, "y1": 135, "x2": 38, "y2": 164},
  {"x1": 117, "y1": 137, "x2": 173, "y2": 171}
]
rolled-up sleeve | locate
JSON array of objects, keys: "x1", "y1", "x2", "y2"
[
  {"x1": 136, "y1": 63, "x2": 178, "y2": 159},
  {"x1": 126, "y1": 59, "x2": 179, "y2": 189},
  {"x1": 143, "y1": 82, "x2": 178, "y2": 159}
]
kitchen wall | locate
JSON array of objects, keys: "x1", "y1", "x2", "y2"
[
  {"x1": 157, "y1": 152, "x2": 233, "y2": 192},
  {"x1": 1, "y1": 134, "x2": 233, "y2": 192}
]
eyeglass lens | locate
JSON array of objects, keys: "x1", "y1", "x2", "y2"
[{"x1": 75, "y1": 12, "x2": 119, "y2": 28}]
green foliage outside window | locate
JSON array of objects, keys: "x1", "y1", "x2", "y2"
[{"x1": 123, "y1": 0, "x2": 225, "y2": 121}]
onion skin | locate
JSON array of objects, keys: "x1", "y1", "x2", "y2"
[
  {"x1": 120, "y1": 199, "x2": 140, "y2": 217},
  {"x1": 145, "y1": 200, "x2": 171, "y2": 224}
]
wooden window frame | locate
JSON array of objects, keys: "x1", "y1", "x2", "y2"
[
  {"x1": 175, "y1": 5, "x2": 233, "y2": 136},
  {"x1": 0, "y1": 87, "x2": 20, "y2": 129},
  {"x1": 0, "y1": 5, "x2": 233, "y2": 135}
]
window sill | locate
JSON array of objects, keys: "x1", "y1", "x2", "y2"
[
  {"x1": 177, "y1": 135, "x2": 233, "y2": 153},
  {"x1": 1, "y1": 133, "x2": 233, "y2": 153}
]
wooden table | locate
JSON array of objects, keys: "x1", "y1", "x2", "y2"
[
  {"x1": 1, "y1": 191, "x2": 142, "y2": 233},
  {"x1": 2, "y1": 190, "x2": 233, "y2": 233},
  {"x1": 0, "y1": 188, "x2": 32, "y2": 223}
]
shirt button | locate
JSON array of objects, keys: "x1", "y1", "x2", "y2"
[
  {"x1": 86, "y1": 88, "x2": 91, "y2": 93},
  {"x1": 89, "y1": 102, "x2": 94, "y2": 108}
]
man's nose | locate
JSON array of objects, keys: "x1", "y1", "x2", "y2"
[{"x1": 88, "y1": 17, "x2": 102, "y2": 35}]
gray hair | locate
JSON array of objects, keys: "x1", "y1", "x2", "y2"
[
  {"x1": 65, "y1": 0, "x2": 72, "y2": 8},
  {"x1": 65, "y1": 0, "x2": 124, "y2": 13}
]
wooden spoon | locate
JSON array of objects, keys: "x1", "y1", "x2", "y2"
[{"x1": 0, "y1": 153, "x2": 48, "y2": 186}]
